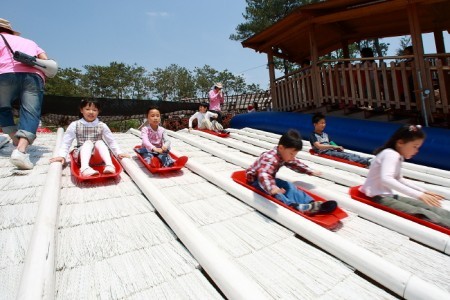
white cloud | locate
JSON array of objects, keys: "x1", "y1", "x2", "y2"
[{"x1": 146, "y1": 12, "x2": 169, "y2": 17}]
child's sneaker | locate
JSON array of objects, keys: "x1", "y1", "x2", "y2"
[
  {"x1": 289, "y1": 203, "x2": 313, "y2": 212},
  {"x1": 80, "y1": 167, "x2": 99, "y2": 177},
  {"x1": 10, "y1": 149, "x2": 33, "y2": 170},
  {"x1": 0, "y1": 136, "x2": 10, "y2": 149},
  {"x1": 103, "y1": 165, "x2": 116, "y2": 174},
  {"x1": 304, "y1": 201, "x2": 338, "y2": 215}
]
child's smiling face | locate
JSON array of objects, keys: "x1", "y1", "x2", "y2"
[
  {"x1": 314, "y1": 119, "x2": 326, "y2": 133},
  {"x1": 80, "y1": 103, "x2": 99, "y2": 122},
  {"x1": 147, "y1": 109, "x2": 161, "y2": 128}
]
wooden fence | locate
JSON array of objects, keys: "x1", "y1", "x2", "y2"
[{"x1": 272, "y1": 56, "x2": 450, "y2": 125}]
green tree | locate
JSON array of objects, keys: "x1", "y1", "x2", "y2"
[
  {"x1": 149, "y1": 64, "x2": 196, "y2": 101},
  {"x1": 230, "y1": 0, "x2": 314, "y2": 41},
  {"x1": 194, "y1": 65, "x2": 219, "y2": 97},
  {"x1": 45, "y1": 67, "x2": 86, "y2": 97},
  {"x1": 396, "y1": 36, "x2": 411, "y2": 56},
  {"x1": 231, "y1": 0, "x2": 319, "y2": 74},
  {"x1": 81, "y1": 62, "x2": 150, "y2": 99}
]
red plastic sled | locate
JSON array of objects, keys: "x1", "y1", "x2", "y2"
[
  {"x1": 231, "y1": 170, "x2": 347, "y2": 229},
  {"x1": 134, "y1": 145, "x2": 188, "y2": 174},
  {"x1": 37, "y1": 127, "x2": 52, "y2": 133},
  {"x1": 69, "y1": 150, "x2": 123, "y2": 182},
  {"x1": 196, "y1": 128, "x2": 230, "y2": 138},
  {"x1": 309, "y1": 149, "x2": 367, "y2": 168},
  {"x1": 349, "y1": 186, "x2": 450, "y2": 235}
]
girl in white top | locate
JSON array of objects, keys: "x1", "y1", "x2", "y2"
[
  {"x1": 188, "y1": 102, "x2": 223, "y2": 132},
  {"x1": 360, "y1": 124, "x2": 450, "y2": 228},
  {"x1": 50, "y1": 99, "x2": 129, "y2": 177}
]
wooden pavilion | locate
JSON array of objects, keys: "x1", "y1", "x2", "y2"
[{"x1": 242, "y1": 0, "x2": 450, "y2": 126}]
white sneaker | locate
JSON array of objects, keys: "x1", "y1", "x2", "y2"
[
  {"x1": 0, "y1": 136, "x2": 9, "y2": 149},
  {"x1": 80, "y1": 167, "x2": 99, "y2": 177},
  {"x1": 103, "y1": 165, "x2": 116, "y2": 174},
  {"x1": 10, "y1": 149, "x2": 34, "y2": 170}
]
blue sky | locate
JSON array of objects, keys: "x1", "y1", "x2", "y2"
[{"x1": 3, "y1": 1, "x2": 449, "y2": 90}]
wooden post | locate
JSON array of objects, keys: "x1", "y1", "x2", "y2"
[
  {"x1": 309, "y1": 25, "x2": 321, "y2": 107},
  {"x1": 434, "y1": 30, "x2": 446, "y2": 56},
  {"x1": 407, "y1": 3, "x2": 432, "y2": 125},
  {"x1": 342, "y1": 40, "x2": 350, "y2": 62},
  {"x1": 267, "y1": 53, "x2": 277, "y2": 111}
]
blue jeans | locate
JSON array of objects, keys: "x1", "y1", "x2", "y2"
[
  {"x1": 252, "y1": 178, "x2": 313, "y2": 207},
  {"x1": 322, "y1": 149, "x2": 370, "y2": 165},
  {"x1": 0, "y1": 73, "x2": 44, "y2": 144},
  {"x1": 135, "y1": 147, "x2": 174, "y2": 167}
]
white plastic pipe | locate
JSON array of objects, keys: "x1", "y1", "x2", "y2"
[
  {"x1": 17, "y1": 128, "x2": 64, "y2": 300},
  {"x1": 120, "y1": 155, "x2": 269, "y2": 300},
  {"x1": 167, "y1": 147, "x2": 450, "y2": 300},
  {"x1": 167, "y1": 129, "x2": 450, "y2": 254}
]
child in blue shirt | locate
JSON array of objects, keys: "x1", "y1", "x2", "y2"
[{"x1": 310, "y1": 113, "x2": 371, "y2": 166}]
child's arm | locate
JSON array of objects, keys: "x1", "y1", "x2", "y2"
[
  {"x1": 102, "y1": 123, "x2": 126, "y2": 157},
  {"x1": 254, "y1": 154, "x2": 281, "y2": 195},
  {"x1": 141, "y1": 126, "x2": 157, "y2": 151},
  {"x1": 379, "y1": 153, "x2": 424, "y2": 199},
  {"x1": 161, "y1": 130, "x2": 171, "y2": 151},
  {"x1": 49, "y1": 122, "x2": 76, "y2": 164},
  {"x1": 419, "y1": 192, "x2": 444, "y2": 207},
  {"x1": 310, "y1": 132, "x2": 340, "y2": 151},
  {"x1": 206, "y1": 111, "x2": 218, "y2": 120},
  {"x1": 286, "y1": 159, "x2": 319, "y2": 176},
  {"x1": 313, "y1": 141, "x2": 343, "y2": 151},
  {"x1": 188, "y1": 112, "x2": 198, "y2": 129}
]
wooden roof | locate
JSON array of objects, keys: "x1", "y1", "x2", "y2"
[{"x1": 242, "y1": 0, "x2": 450, "y2": 64}]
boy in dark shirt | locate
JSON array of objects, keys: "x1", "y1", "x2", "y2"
[
  {"x1": 310, "y1": 113, "x2": 371, "y2": 166},
  {"x1": 246, "y1": 129, "x2": 337, "y2": 214}
]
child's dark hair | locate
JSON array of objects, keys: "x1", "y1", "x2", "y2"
[
  {"x1": 279, "y1": 129, "x2": 303, "y2": 151},
  {"x1": 80, "y1": 98, "x2": 101, "y2": 111},
  {"x1": 199, "y1": 102, "x2": 209, "y2": 109},
  {"x1": 146, "y1": 106, "x2": 160, "y2": 116},
  {"x1": 374, "y1": 124, "x2": 425, "y2": 155},
  {"x1": 312, "y1": 112, "x2": 325, "y2": 124}
]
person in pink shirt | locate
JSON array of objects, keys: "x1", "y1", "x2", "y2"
[
  {"x1": 208, "y1": 82, "x2": 224, "y2": 124},
  {"x1": 0, "y1": 18, "x2": 49, "y2": 169}
]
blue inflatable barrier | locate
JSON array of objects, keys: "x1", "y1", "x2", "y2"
[{"x1": 231, "y1": 112, "x2": 450, "y2": 171}]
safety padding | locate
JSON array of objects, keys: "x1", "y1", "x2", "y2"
[{"x1": 230, "y1": 112, "x2": 450, "y2": 170}]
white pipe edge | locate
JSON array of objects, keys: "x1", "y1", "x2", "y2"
[
  {"x1": 166, "y1": 129, "x2": 450, "y2": 255},
  {"x1": 17, "y1": 127, "x2": 64, "y2": 300},
  {"x1": 120, "y1": 154, "x2": 269, "y2": 300},
  {"x1": 283, "y1": 177, "x2": 450, "y2": 255},
  {"x1": 172, "y1": 150, "x2": 450, "y2": 300}
]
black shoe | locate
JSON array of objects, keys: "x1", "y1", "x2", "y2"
[
  {"x1": 288, "y1": 203, "x2": 299, "y2": 210},
  {"x1": 304, "y1": 201, "x2": 337, "y2": 215},
  {"x1": 318, "y1": 200, "x2": 338, "y2": 214}
]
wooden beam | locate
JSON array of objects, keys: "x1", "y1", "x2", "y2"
[
  {"x1": 309, "y1": 25, "x2": 321, "y2": 107},
  {"x1": 267, "y1": 53, "x2": 278, "y2": 110},
  {"x1": 407, "y1": 2, "x2": 432, "y2": 124}
]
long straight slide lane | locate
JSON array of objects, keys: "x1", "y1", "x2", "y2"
[{"x1": 55, "y1": 133, "x2": 224, "y2": 299}]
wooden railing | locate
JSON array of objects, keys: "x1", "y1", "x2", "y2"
[
  {"x1": 182, "y1": 91, "x2": 272, "y2": 113},
  {"x1": 272, "y1": 56, "x2": 450, "y2": 120}
]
